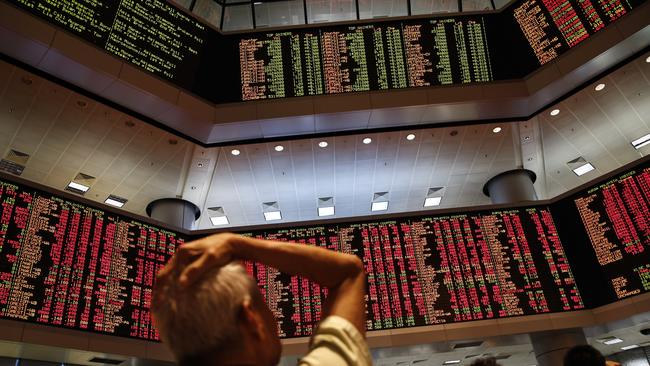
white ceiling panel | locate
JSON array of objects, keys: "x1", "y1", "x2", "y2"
[{"x1": 0, "y1": 53, "x2": 649, "y2": 229}]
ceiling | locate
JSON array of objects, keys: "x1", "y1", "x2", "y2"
[{"x1": 0, "y1": 53, "x2": 649, "y2": 229}]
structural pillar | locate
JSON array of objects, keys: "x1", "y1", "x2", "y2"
[
  {"x1": 483, "y1": 170, "x2": 587, "y2": 366},
  {"x1": 146, "y1": 198, "x2": 200, "y2": 231},
  {"x1": 530, "y1": 329, "x2": 588, "y2": 366},
  {"x1": 482, "y1": 169, "x2": 538, "y2": 203}
]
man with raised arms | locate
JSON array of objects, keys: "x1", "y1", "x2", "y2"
[{"x1": 152, "y1": 233, "x2": 372, "y2": 366}]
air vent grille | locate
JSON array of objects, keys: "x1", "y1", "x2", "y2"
[
  {"x1": 0, "y1": 149, "x2": 30, "y2": 176},
  {"x1": 454, "y1": 341, "x2": 483, "y2": 349}
]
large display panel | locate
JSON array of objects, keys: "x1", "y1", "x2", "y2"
[
  {"x1": 5, "y1": 0, "x2": 646, "y2": 103},
  {"x1": 554, "y1": 159, "x2": 650, "y2": 305},
  {"x1": 3, "y1": 158, "x2": 650, "y2": 341},
  {"x1": 0, "y1": 174, "x2": 588, "y2": 341},
  {"x1": 0, "y1": 178, "x2": 187, "y2": 340},
  {"x1": 239, "y1": 207, "x2": 585, "y2": 338},
  {"x1": 8, "y1": 0, "x2": 209, "y2": 88}
]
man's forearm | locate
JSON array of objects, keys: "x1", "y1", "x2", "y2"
[
  {"x1": 171, "y1": 233, "x2": 367, "y2": 334},
  {"x1": 231, "y1": 235, "x2": 364, "y2": 289}
]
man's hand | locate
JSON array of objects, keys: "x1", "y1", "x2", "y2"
[
  {"x1": 155, "y1": 233, "x2": 237, "y2": 290},
  {"x1": 175, "y1": 233, "x2": 238, "y2": 286}
]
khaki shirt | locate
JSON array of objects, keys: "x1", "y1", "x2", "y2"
[{"x1": 299, "y1": 316, "x2": 372, "y2": 366}]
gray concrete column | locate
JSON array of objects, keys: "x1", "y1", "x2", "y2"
[
  {"x1": 146, "y1": 198, "x2": 200, "y2": 231},
  {"x1": 482, "y1": 169, "x2": 537, "y2": 204},
  {"x1": 530, "y1": 329, "x2": 588, "y2": 366}
]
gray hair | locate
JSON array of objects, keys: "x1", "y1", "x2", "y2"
[{"x1": 151, "y1": 262, "x2": 256, "y2": 361}]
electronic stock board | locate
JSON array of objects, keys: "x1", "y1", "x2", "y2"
[
  {"x1": 4, "y1": 157, "x2": 650, "y2": 341},
  {"x1": 5, "y1": 0, "x2": 647, "y2": 103}
]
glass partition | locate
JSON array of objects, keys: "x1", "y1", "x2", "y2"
[
  {"x1": 187, "y1": 0, "x2": 507, "y2": 31},
  {"x1": 254, "y1": 0, "x2": 306, "y2": 28}
]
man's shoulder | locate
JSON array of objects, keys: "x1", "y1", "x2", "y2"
[{"x1": 298, "y1": 316, "x2": 372, "y2": 366}]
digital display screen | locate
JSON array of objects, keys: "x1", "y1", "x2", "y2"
[
  {"x1": 233, "y1": 0, "x2": 642, "y2": 101},
  {"x1": 511, "y1": 0, "x2": 632, "y2": 64},
  {"x1": 0, "y1": 178, "x2": 187, "y2": 340},
  {"x1": 9, "y1": 0, "x2": 208, "y2": 88},
  {"x1": 569, "y1": 160, "x2": 650, "y2": 301},
  {"x1": 240, "y1": 207, "x2": 585, "y2": 338},
  {"x1": 2, "y1": 160, "x2": 650, "y2": 340},
  {"x1": 238, "y1": 17, "x2": 494, "y2": 100},
  {"x1": 7, "y1": 0, "x2": 646, "y2": 103}
]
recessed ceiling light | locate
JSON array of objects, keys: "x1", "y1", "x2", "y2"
[
  {"x1": 603, "y1": 337, "x2": 624, "y2": 345},
  {"x1": 646, "y1": 55, "x2": 650, "y2": 63},
  {"x1": 632, "y1": 133, "x2": 650, "y2": 149},
  {"x1": 371, "y1": 201, "x2": 388, "y2": 211},
  {"x1": 105, "y1": 195, "x2": 127, "y2": 208},
  {"x1": 424, "y1": 197, "x2": 442, "y2": 207},
  {"x1": 406, "y1": 133, "x2": 416, "y2": 140},
  {"x1": 318, "y1": 141, "x2": 328, "y2": 148},
  {"x1": 264, "y1": 211, "x2": 282, "y2": 221},
  {"x1": 362, "y1": 137, "x2": 372, "y2": 144},
  {"x1": 210, "y1": 216, "x2": 229, "y2": 226},
  {"x1": 573, "y1": 163, "x2": 595, "y2": 176},
  {"x1": 595, "y1": 83, "x2": 606, "y2": 91},
  {"x1": 66, "y1": 181, "x2": 90, "y2": 193},
  {"x1": 274, "y1": 145, "x2": 284, "y2": 152},
  {"x1": 231, "y1": 149, "x2": 241, "y2": 156},
  {"x1": 318, "y1": 206, "x2": 335, "y2": 216},
  {"x1": 621, "y1": 344, "x2": 639, "y2": 350},
  {"x1": 492, "y1": 126, "x2": 502, "y2": 133},
  {"x1": 550, "y1": 109, "x2": 560, "y2": 116},
  {"x1": 443, "y1": 361, "x2": 461, "y2": 365}
]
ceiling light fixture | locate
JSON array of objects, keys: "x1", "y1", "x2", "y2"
[
  {"x1": 567, "y1": 157, "x2": 595, "y2": 176},
  {"x1": 621, "y1": 344, "x2": 639, "y2": 350},
  {"x1": 66, "y1": 181, "x2": 90, "y2": 193},
  {"x1": 362, "y1": 137, "x2": 372, "y2": 144},
  {"x1": 443, "y1": 361, "x2": 461, "y2": 365},
  {"x1": 262, "y1": 202, "x2": 281, "y2": 221},
  {"x1": 492, "y1": 127, "x2": 502, "y2": 133},
  {"x1": 208, "y1": 207, "x2": 229, "y2": 226},
  {"x1": 632, "y1": 133, "x2": 650, "y2": 149},
  {"x1": 210, "y1": 216, "x2": 229, "y2": 226},
  {"x1": 317, "y1": 197, "x2": 335, "y2": 217},
  {"x1": 264, "y1": 211, "x2": 282, "y2": 221},
  {"x1": 424, "y1": 187, "x2": 444, "y2": 208},
  {"x1": 424, "y1": 197, "x2": 442, "y2": 207},
  {"x1": 318, "y1": 141, "x2": 328, "y2": 148},
  {"x1": 597, "y1": 336, "x2": 624, "y2": 345},
  {"x1": 231, "y1": 149, "x2": 241, "y2": 156},
  {"x1": 104, "y1": 195, "x2": 127, "y2": 208},
  {"x1": 550, "y1": 109, "x2": 560, "y2": 116},
  {"x1": 573, "y1": 163, "x2": 595, "y2": 176},
  {"x1": 274, "y1": 145, "x2": 284, "y2": 152},
  {"x1": 406, "y1": 133, "x2": 416, "y2": 141},
  {"x1": 318, "y1": 206, "x2": 335, "y2": 217},
  {"x1": 371, "y1": 201, "x2": 388, "y2": 211},
  {"x1": 371, "y1": 192, "x2": 389, "y2": 212},
  {"x1": 595, "y1": 83, "x2": 606, "y2": 91},
  {"x1": 646, "y1": 55, "x2": 650, "y2": 63}
]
